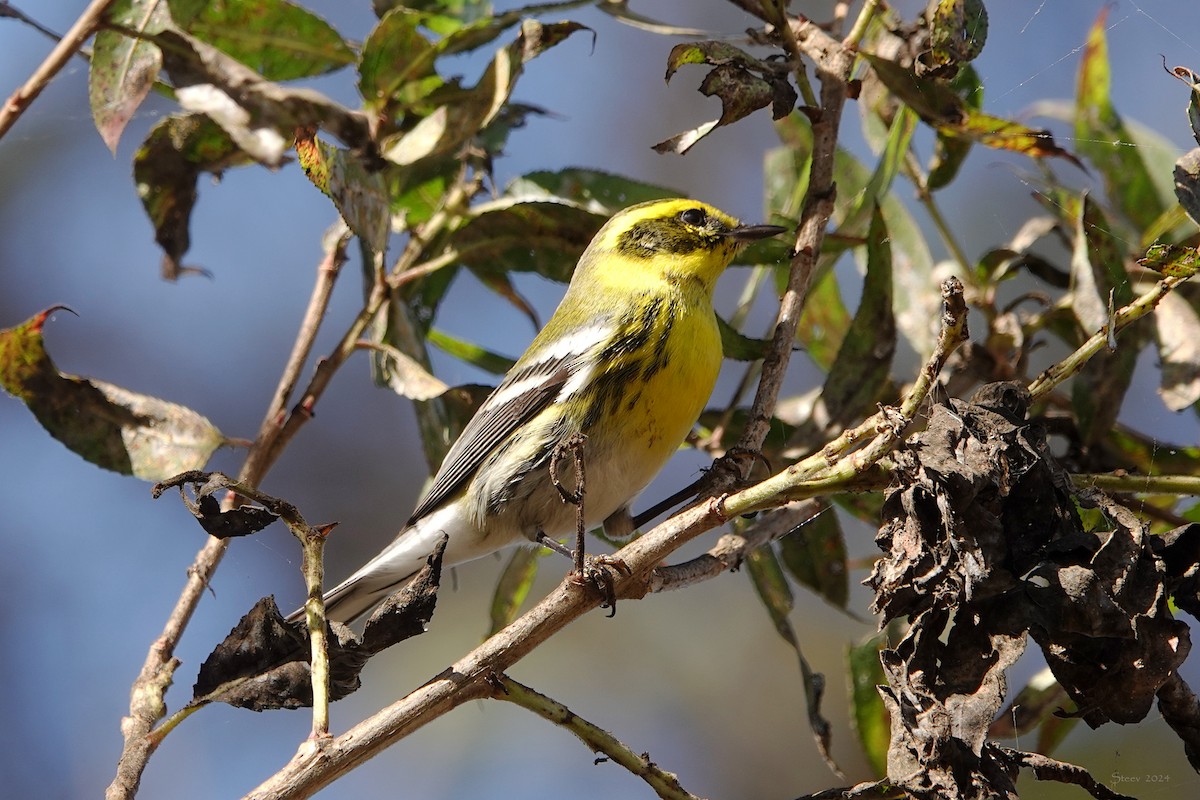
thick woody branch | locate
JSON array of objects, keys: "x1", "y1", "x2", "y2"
[
  {"x1": 245, "y1": 275, "x2": 970, "y2": 798},
  {"x1": 244, "y1": 498, "x2": 729, "y2": 799}
]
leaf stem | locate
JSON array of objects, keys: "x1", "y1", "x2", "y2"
[
  {"x1": 904, "y1": 151, "x2": 974, "y2": 275},
  {"x1": 843, "y1": 0, "x2": 882, "y2": 50}
]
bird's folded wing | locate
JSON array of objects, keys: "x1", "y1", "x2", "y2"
[{"x1": 406, "y1": 326, "x2": 609, "y2": 524}]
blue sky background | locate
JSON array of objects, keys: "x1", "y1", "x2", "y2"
[{"x1": 3, "y1": 2, "x2": 1200, "y2": 798}]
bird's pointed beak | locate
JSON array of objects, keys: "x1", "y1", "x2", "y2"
[{"x1": 727, "y1": 223, "x2": 788, "y2": 242}]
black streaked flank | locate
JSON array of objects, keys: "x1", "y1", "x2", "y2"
[{"x1": 580, "y1": 295, "x2": 675, "y2": 429}]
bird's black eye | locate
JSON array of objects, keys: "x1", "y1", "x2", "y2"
[{"x1": 679, "y1": 207, "x2": 707, "y2": 227}]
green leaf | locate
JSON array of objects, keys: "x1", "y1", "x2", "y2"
[
  {"x1": 368, "y1": 295, "x2": 457, "y2": 471},
  {"x1": 471, "y1": 270, "x2": 540, "y2": 330},
  {"x1": 765, "y1": 116, "x2": 811, "y2": 220},
  {"x1": 717, "y1": 315, "x2": 771, "y2": 361},
  {"x1": 1139, "y1": 243, "x2": 1200, "y2": 278},
  {"x1": 847, "y1": 634, "x2": 889, "y2": 778},
  {"x1": 1168, "y1": 64, "x2": 1200, "y2": 147},
  {"x1": 926, "y1": 0, "x2": 988, "y2": 71},
  {"x1": 663, "y1": 40, "x2": 762, "y2": 80},
  {"x1": 449, "y1": 199, "x2": 605, "y2": 282},
  {"x1": 364, "y1": 342, "x2": 451, "y2": 401},
  {"x1": 506, "y1": 168, "x2": 678, "y2": 211},
  {"x1": 89, "y1": 0, "x2": 171, "y2": 154},
  {"x1": 839, "y1": 107, "x2": 916, "y2": 245},
  {"x1": 1068, "y1": 195, "x2": 1139, "y2": 445},
  {"x1": 487, "y1": 547, "x2": 542, "y2": 637},
  {"x1": 1104, "y1": 427, "x2": 1200, "y2": 475},
  {"x1": 393, "y1": 0, "x2": 593, "y2": 56},
  {"x1": 359, "y1": 7, "x2": 441, "y2": 119},
  {"x1": 1175, "y1": 148, "x2": 1200, "y2": 226},
  {"x1": 796, "y1": 268, "x2": 850, "y2": 371},
  {"x1": 695, "y1": 407, "x2": 796, "y2": 469},
  {"x1": 811, "y1": 207, "x2": 896, "y2": 436},
  {"x1": 1075, "y1": 7, "x2": 1164, "y2": 230},
  {"x1": 403, "y1": 0, "x2": 492, "y2": 22},
  {"x1": 777, "y1": 505, "x2": 849, "y2": 608},
  {"x1": 427, "y1": 329, "x2": 515, "y2": 374},
  {"x1": 133, "y1": 113, "x2": 252, "y2": 279},
  {"x1": 746, "y1": 546, "x2": 796, "y2": 644},
  {"x1": 388, "y1": 156, "x2": 459, "y2": 227},
  {"x1": 770, "y1": 112, "x2": 933, "y2": 360},
  {"x1": 1152, "y1": 292, "x2": 1200, "y2": 412},
  {"x1": 833, "y1": 492, "x2": 885, "y2": 528},
  {"x1": 374, "y1": 0, "x2": 491, "y2": 19},
  {"x1": 381, "y1": 20, "x2": 588, "y2": 165},
  {"x1": 474, "y1": 102, "x2": 547, "y2": 158},
  {"x1": 295, "y1": 130, "x2": 390, "y2": 253},
  {"x1": 172, "y1": 0, "x2": 355, "y2": 81},
  {"x1": 927, "y1": 65, "x2": 982, "y2": 190},
  {"x1": 156, "y1": 28, "x2": 372, "y2": 161},
  {"x1": 1069, "y1": 193, "x2": 1134, "y2": 333},
  {"x1": 745, "y1": 546, "x2": 839, "y2": 771},
  {"x1": 864, "y1": 53, "x2": 1081, "y2": 167},
  {"x1": 0, "y1": 309, "x2": 227, "y2": 480}
]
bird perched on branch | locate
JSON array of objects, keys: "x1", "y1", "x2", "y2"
[{"x1": 292, "y1": 198, "x2": 785, "y2": 624}]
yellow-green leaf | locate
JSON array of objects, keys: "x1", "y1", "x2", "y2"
[
  {"x1": 864, "y1": 53, "x2": 1081, "y2": 167},
  {"x1": 173, "y1": 0, "x2": 355, "y2": 81},
  {"x1": 1075, "y1": 7, "x2": 1163, "y2": 230},
  {"x1": 777, "y1": 504, "x2": 849, "y2": 608},
  {"x1": 295, "y1": 129, "x2": 390, "y2": 253},
  {"x1": 1, "y1": 309, "x2": 227, "y2": 480},
  {"x1": 487, "y1": 547, "x2": 542, "y2": 637},
  {"x1": 1139, "y1": 243, "x2": 1200, "y2": 278},
  {"x1": 847, "y1": 635, "x2": 890, "y2": 777},
  {"x1": 90, "y1": 0, "x2": 171, "y2": 154}
]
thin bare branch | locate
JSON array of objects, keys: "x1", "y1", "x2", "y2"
[
  {"x1": 109, "y1": 227, "x2": 353, "y2": 799},
  {"x1": 651, "y1": 499, "x2": 823, "y2": 592},
  {"x1": 0, "y1": 0, "x2": 118, "y2": 141},
  {"x1": 491, "y1": 675, "x2": 703, "y2": 800},
  {"x1": 243, "y1": 497, "x2": 730, "y2": 799},
  {"x1": 1028, "y1": 275, "x2": 1191, "y2": 399},
  {"x1": 734, "y1": 15, "x2": 859, "y2": 458},
  {"x1": 241, "y1": 275, "x2": 971, "y2": 797}
]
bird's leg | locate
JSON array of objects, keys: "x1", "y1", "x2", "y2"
[
  {"x1": 535, "y1": 531, "x2": 573, "y2": 559},
  {"x1": 549, "y1": 432, "x2": 589, "y2": 574},
  {"x1": 548, "y1": 433, "x2": 629, "y2": 614}
]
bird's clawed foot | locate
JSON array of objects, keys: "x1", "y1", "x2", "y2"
[
  {"x1": 535, "y1": 532, "x2": 631, "y2": 615},
  {"x1": 569, "y1": 554, "x2": 631, "y2": 617}
]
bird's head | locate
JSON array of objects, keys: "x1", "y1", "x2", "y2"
[{"x1": 577, "y1": 199, "x2": 787, "y2": 295}]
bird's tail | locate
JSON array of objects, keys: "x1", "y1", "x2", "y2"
[{"x1": 284, "y1": 522, "x2": 448, "y2": 625}]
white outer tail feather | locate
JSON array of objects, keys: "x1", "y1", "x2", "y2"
[{"x1": 285, "y1": 502, "x2": 494, "y2": 625}]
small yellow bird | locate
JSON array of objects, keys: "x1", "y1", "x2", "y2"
[{"x1": 297, "y1": 199, "x2": 784, "y2": 623}]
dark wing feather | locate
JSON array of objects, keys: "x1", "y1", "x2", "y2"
[{"x1": 407, "y1": 359, "x2": 573, "y2": 523}]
